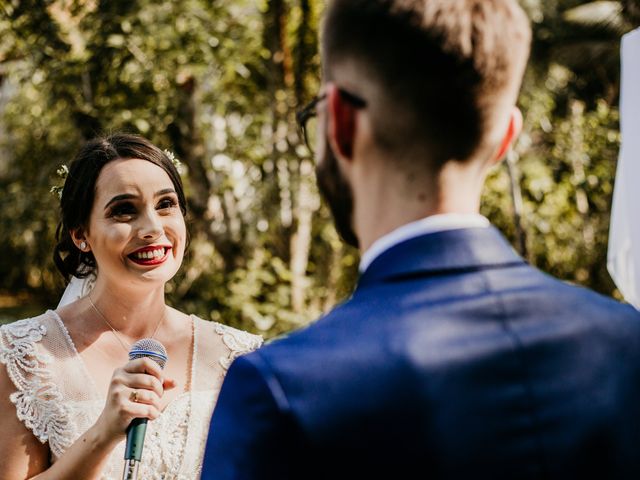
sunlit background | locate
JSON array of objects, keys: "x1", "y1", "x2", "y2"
[{"x1": 1, "y1": 0, "x2": 638, "y2": 336}]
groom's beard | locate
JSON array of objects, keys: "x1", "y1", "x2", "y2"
[{"x1": 315, "y1": 137, "x2": 359, "y2": 249}]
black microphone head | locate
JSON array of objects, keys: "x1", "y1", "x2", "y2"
[{"x1": 129, "y1": 338, "x2": 168, "y2": 369}]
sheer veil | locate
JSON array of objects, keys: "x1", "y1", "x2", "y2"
[
  {"x1": 608, "y1": 27, "x2": 640, "y2": 309},
  {"x1": 57, "y1": 274, "x2": 96, "y2": 308}
]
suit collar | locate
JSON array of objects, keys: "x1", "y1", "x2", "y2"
[
  {"x1": 357, "y1": 226, "x2": 525, "y2": 287},
  {"x1": 359, "y1": 214, "x2": 490, "y2": 273}
]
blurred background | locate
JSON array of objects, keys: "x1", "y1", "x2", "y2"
[{"x1": 0, "y1": 0, "x2": 638, "y2": 337}]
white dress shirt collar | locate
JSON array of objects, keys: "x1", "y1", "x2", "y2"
[{"x1": 359, "y1": 213, "x2": 490, "y2": 273}]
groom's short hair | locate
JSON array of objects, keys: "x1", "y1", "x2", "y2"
[{"x1": 322, "y1": 0, "x2": 531, "y2": 169}]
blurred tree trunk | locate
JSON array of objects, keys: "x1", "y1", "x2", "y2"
[
  {"x1": 290, "y1": 1, "x2": 315, "y2": 314},
  {"x1": 291, "y1": 159, "x2": 314, "y2": 312},
  {"x1": 168, "y1": 76, "x2": 242, "y2": 273},
  {"x1": 568, "y1": 99, "x2": 595, "y2": 250},
  {"x1": 263, "y1": 0, "x2": 291, "y2": 236},
  {"x1": 505, "y1": 151, "x2": 528, "y2": 259},
  {"x1": 294, "y1": 0, "x2": 312, "y2": 105},
  {"x1": 264, "y1": 0, "x2": 315, "y2": 313}
]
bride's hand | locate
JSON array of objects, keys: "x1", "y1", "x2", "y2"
[{"x1": 94, "y1": 358, "x2": 177, "y2": 442}]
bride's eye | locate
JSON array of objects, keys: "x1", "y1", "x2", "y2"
[
  {"x1": 157, "y1": 197, "x2": 178, "y2": 212},
  {"x1": 109, "y1": 202, "x2": 136, "y2": 220}
]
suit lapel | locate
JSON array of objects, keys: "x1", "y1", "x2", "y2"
[{"x1": 357, "y1": 226, "x2": 525, "y2": 287}]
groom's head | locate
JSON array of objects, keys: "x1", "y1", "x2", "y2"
[{"x1": 314, "y1": 0, "x2": 531, "y2": 247}]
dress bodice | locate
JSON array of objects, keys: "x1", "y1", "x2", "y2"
[{"x1": 0, "y1": 310, "x2": 262, "y2": 479}]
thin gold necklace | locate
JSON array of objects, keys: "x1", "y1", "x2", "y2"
[{"x1": 88, "y1": 296, "x2": 166, "y2": 354}]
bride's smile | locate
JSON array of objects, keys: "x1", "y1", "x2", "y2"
[{"x1": 127, "y1": 245, "x2": 172, "y2": 265}]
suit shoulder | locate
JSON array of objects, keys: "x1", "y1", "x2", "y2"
[
  {"x1": 505, "y1": 269, "x2": 640, "y2": 351},
  {"x1": 259, "y1": 299, "x2": 357, "y2": 349},
  {"x1": 539, "y1": 272, "x2": 639, "y2": 317}
]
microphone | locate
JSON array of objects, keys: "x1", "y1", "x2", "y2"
[{"x1": 122, "y1": 338, "x2": 168, "y2": 480}]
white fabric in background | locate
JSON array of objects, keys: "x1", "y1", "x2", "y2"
[
  {"x1": 57, "y1": 274, "x2": 96, "y2": 308},
  {"x1": 608, "y1": 27, "x2": 640, "y2": 309}
]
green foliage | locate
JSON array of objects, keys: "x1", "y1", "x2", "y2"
[
  {"x1": 0, "y1": 0, "x2": 349, "y2": 338},
  {"x1": 0, "y1": 0, "x2": 634, "y2": 333},
  {"x1": 484, "y1": 80, "x2": 620, "y2": 295}
]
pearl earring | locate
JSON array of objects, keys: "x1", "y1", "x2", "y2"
[{"x1": 80, "y1": 241, "x2": 87, "y2": 251}]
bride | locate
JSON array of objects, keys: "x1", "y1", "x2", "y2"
[{"x1": 0, "y1": 133, "x2": 262, "y2": 479}]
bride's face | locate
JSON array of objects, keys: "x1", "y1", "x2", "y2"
[{"x1": 82, "y1": 158, "x2": 186, "y2": 287}]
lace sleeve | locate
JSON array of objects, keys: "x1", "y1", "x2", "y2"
[
  {"x1": 0, "y1": 316, "x2": 76, "y2": 456},
  {"x1": 213, "y1": 323, "x2": 263, "y2": 372}
]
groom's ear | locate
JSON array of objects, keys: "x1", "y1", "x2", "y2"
[
  {"x1": 491, "y1": 106, "x2": 523, "y2": 165},
  {"x1": 326, "y1": 84, "x2": 358, "y2": 163}
]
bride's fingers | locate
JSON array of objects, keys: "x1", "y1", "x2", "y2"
[
  {"x1": 163, "y1": 378, "x2": 177, "y2": 390},
  {"x1": 125, "y1": 373, "x2": 164, "y2": 397},
  {"x1": 124, "y1": 357, "x2": 164, "y2": 378},
  {"x1": 128, "y1": 401, "x2": 161, "y2": 421},
  {"x1": 127, "y1": 388, "x2": 160, "y2": 407}
]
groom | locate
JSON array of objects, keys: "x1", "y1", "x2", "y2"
[{"x1": 202, "y1": 0, "x2": 640, "y2": 478}]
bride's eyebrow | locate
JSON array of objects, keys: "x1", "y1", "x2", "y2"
[
  {"x1": 155, "y1": 188, "x2": 176, "y2": 197},
  {"x1": 104, "y1": 189, "x2": 176, "y2": 210},
  {"x1": 104, "y1": 193, "x2": 137, "y2": 210}
]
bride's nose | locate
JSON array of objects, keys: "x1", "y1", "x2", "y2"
[{"x1": 138, "y1": 208, "x2": 163, "y2": 240}]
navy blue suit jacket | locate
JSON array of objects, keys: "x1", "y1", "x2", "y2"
[{"x1": 201, "y1": 227, "x2": 640, "y2": 479}]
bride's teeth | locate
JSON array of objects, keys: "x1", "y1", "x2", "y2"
[{"x1": 133, "y1": 248, "x2": 165, "y2": 260}]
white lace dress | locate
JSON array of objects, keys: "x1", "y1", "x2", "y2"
[{"x1": 0, "y1": 310, "x2": 263, "y2": 479}]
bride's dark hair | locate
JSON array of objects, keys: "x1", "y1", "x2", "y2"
[{"x1": 54, "y1": 133, "x2": 188, "y2": 282}]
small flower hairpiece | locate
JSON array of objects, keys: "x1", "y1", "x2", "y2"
[
  {"x1": 164, "y1": 149, "x2": 183, "y2": 174},
  {"x1": 50, "y1": 164, "x2": 69, "y2": 199}
]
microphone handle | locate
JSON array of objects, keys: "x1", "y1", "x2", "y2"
[
  {"x1": 122, "y1": 418, "x2": 148, "y2": 480},
  {"x1": 122, "y1": 459, "x2": 139, "y2": 480}
]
